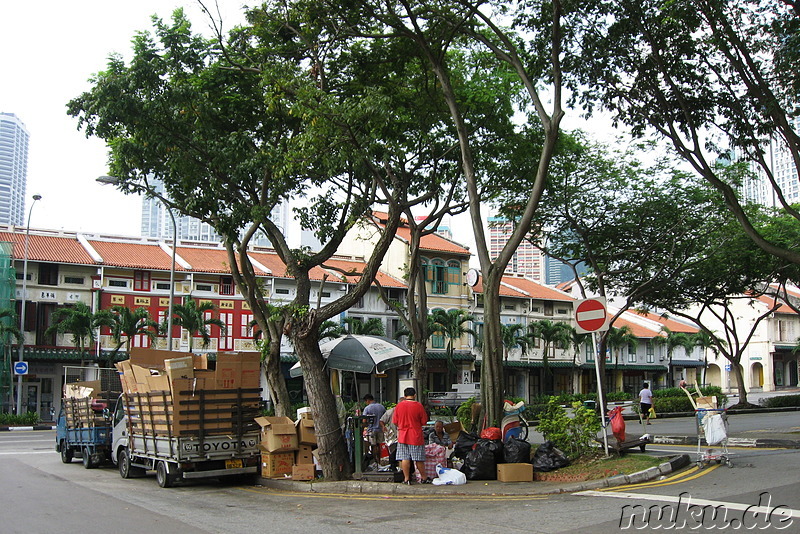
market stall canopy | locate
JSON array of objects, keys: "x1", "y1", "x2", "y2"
[{"x1": 289, "y1": 335, "x2": 412, "y2": 378}]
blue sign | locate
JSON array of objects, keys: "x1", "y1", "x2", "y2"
[
  {"x1": 725, "y1": 364, "x2": 731, "y2": 372},
  {"x1": 13, "y1": 361, "x2": 28, "y2": 376}
]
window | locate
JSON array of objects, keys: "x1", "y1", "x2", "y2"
[
  {"x1": 220, "y1": 276, "x2": 234, "y2": 296},
  {"x1": 646, "y1": 341, "x2": 655, "y2": 363},
  {"x1": 155, "y1": 282, "x2": 171, "y2": 290},
  {"x1": 219, "y1": 312, "x2": 234, "y2": 350},
  {"x1": 627, "y1": 342, "x2": 637, "y2": 363},
  {"x1": 64, "y1": 276, "x2": 84, "y2": 285},
  {"x1": 38, "y1": 263, "x2": 58, "y2": 286},
  {"x1": 15, "y1": 272, "x2": 31, "y2": 281},
  {"x1": 423, "y1": 258, "x2": 462, "y2": 295},
  {"x1": 320, "y1": 291, "x2": 331, "y2": 298},
  {"x1": 196, "y1": 283, "x2": 214, "y2": 292},
  {"x1": 108, "y1": 280, "x2": 128, "y2": 288},
  {"x1": 557, "y1": 308, "x2": 568, "y2": 315},
  {"x1": 544, "y1": 302, "x2": 553, "y2": 316},
  {"x1": 531, "y1": 305, "x2": 541, "y2": 313},
  {"x1": 133, "y1": 271, "x2": 150, "y2": 291},
  {"x1": 475, "y1": 295, "x2": 484, "y2": 308},
  {"x1": 504, "y1": 303, "x2": 516, "y2": 311},
  {"x1": 431, "y1": 333, "x2": 445, "y2": 349},
  {"x1": 241, "y1": 313, "x2": 254, "y2": 338},
  {"x1": 275, "y1": 288, "x2": 290, "y2": 295},
  {"x1": 585, "y1": 342, "x2": 594, "y2": 362}
]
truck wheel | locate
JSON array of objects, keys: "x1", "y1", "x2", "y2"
[
  {"x1": 156, "y1": 461, "x2": 177, "y2": 488},
  {"x1": 82, "y1": 447, "x2": 95, "y2": 469},
  {"x1": 119, "y1": 449, "x2": 145, "y2": 479},
  {"x1": 60, "y1": 442, "x2": 73, "y2": 464}
]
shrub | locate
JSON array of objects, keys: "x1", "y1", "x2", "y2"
[
  {"x1": 456, "y1": 397, "x2": 478, "y2": 432},
  {"x1": 762, "y1": 395, "x2": 800, "y2": 408},
  {"x1": 0, "y1": 411, "x2": 40, "y2": 426},
  {"x1": 536, "y1": 398, "x2": 601, "y2": 459}
]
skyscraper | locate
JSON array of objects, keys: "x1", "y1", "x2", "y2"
[
  {"x1": 737, "y1": 115, "x2": 800, "y2": 208},
  {"x1": 487, "y1": 216, "x2": 544, "y2": 280},
  {"x1": 0, "y1": 113, "x2": 30, "y2": 226},
  {"x1": 141, "y1": 178, "x2": 289, "y2": 246}
]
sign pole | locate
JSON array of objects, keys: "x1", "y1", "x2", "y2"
[{"x1": 591, "y1": 333, "x2": 609, "y2": 457}]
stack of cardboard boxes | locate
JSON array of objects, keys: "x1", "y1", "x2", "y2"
[
  {"x1": 116, "y1": 348, "x2": 262, "y2": 437},
  {"x1": 256, "y1": 409, "x2": 317, "y2": 480}
]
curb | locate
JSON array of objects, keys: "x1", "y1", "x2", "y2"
[
  {"x1": 652, "y1": 434, "x2": 800, "y2": 449},
  {"x1": 255, "y1": 454, "x2": 692, "y2": 496},
  {"x1": 0, "y1": 425, "x2": 56, "y2": 431}
]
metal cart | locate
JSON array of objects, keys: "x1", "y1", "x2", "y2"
[{"x1": 695, "y1": 407, "x2": 733, "y2": 468}]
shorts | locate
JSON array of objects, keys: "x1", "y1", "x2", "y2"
[
  {"x1": 395, "y1": 442, "x2": 425, "y2": 462},
  {"x1": 640, "y1": 402, "x2": 652, "y2": 414},
  {"x1": 367, "y1": 429, "x2": 385, "y2": 445}
]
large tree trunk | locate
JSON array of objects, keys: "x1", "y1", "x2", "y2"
[
  {"x1": 480, "y1": 278, "x2": 504, "y2": 427},
  {"x1": 412, "y1": 337, "x2": 428, "y2": 405},
  {"x1": 291, "y1": 330, "x2": 352, "y2": 480},
  {"x1": 265, "y1": 336, "x2": 292, "y2": 418},
  {"x1": 731, "y1": 357, "x2": 750, "y2": 406}
]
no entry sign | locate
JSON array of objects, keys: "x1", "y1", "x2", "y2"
[{"x1": 573, "y1": 298, "x2": 609, "y2": 334}]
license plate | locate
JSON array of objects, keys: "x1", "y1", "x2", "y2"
[{"x1": 225, "y1": 459, "x2": 243, "y2": 469}]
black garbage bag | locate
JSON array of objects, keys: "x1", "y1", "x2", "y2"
[
  {"x1": 454, "y1": 431, "x2": 479, "y2": 460},
  {"x1": 461, "y1": 439, "x2": 499, "y2": 480},
  {"x1": 477, "y1": 438, "x2": 504, "y2": 464},
  {"x1": 504, "y1": 437, "x2": 532, "y2": 464},
  {"x1": 532, "y1": 441, "x2": 570, "y2": 472}
]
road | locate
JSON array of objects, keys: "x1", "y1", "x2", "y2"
[{"x1": 2, "y1": 423, "x2": 798, "y2": 533}]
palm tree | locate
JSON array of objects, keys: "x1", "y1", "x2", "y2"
[
  {"x1": 170, "y1": 296, "x2": 226, "y2": 352},
  {"x1": 605, "y1": 326, "x2": 638, "y2": 388},
  {"x1": 45, "y1": 302, "x2": 100, "y2": 364},
  {"x1": 657, "y1": 327, "x2": 696, "y2": 388},
  {"x1": 528, "y1": 319, "x2": 572, "y2": 394},
  {"x1": 430, "y1": 309, "x2": 476, "y2": 388},
  {"x1": 566, "y1": 326, "x2": 591, "y2": 395},
  {"x1": 341, "y1": 317, "x2": 385, "y2": 336},
  {"x1": 95, "y1": 306, "x2": 159, "y2": 361},
  {"x1": 500, "y1": 323, "x2": 528, "y2": 362},
  {"x1": 318, "y1": 320, "x2": 344, "y2": 341},
  {"x1": 691, "y1": 330, "x2": 726, "y2": 387}
]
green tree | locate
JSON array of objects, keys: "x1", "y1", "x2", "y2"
[
  {"x1": 566, "y1": 326, "x2": 591, "y2": 395},
  {"x1": 93, "y1": 306, "x2": 158, "y2": 367},
  {"x1": 571, "y1": 0, "x2": 800, "y2": 268},
  {"x1": 68, "y1": 5, "x2": 453, "y2": 479},
  {"x1": 657, "y1": 328, "x2": 695, "y2": 388},
  {"x1": 500, "y1": 323, "x2": 528, "y2": 362},
  {"x1": 430, "y1": 309, "x2": 476, "y2": 389},
  {"x1": 529, "y1": 320, "x2": 572, "y2": 394},
  {"x1": 0, "y1": 308, "x2": 22, "y2": 407},
  {"x1": 318, "y1": 320, "x2": 344, "y2": 342},
  {"x1": 605, "y1": 326, "x2": 638, "y2": 388},
  {"x1": 691, "y1": 329, "x2": 726, "y2": 386},
  {"x1": 45, "y1": 303, "x2": 101, "y2": 364},
  {"x1": 341, "y1": 317, "x2": 385, "y2": 336},
  {"x1": 170, "y1": 296, "x2": 225, "y2": 352}
]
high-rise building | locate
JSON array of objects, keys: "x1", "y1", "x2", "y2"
[
  {"x1": 141, "y1": 178, "x2": 289, "y2": 246},
  {"x1": 0, "y1": 113, "x2": 30, "y2": 226},
  {"x1": 737, "y1": 115, "x2": 800, "y2": 208},
  {"x1": 487, "y1": 216, "x2": 544, "y2": 280}
]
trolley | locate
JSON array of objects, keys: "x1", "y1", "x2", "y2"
[{"x1": 695, "y1": 408, "x2": 733, "y2": 468}]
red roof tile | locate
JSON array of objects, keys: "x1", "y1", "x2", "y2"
[
  {"x1": 372, "y1": 212, "x2": 471, "y2": 256},
  {"x1": 473, "y1": 274, "x2": 575, "y2": 302},
  {"x1": 1, "y1": 231, "x2": 96, "y2": 265},
  {"x1": 87, "y1": 239, "x2": 177, "y2": 271}
]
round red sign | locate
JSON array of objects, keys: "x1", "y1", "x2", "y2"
[{"x1": 575, "y1": 299, "x2": 607, "y2": 332}]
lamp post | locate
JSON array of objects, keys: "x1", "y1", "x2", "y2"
[
  {"x1": 96, "y1": 176, "x2": 176, "y2": 350},
  {"x1": 16, "y1": 194, "x2": 41, "y2": 415}
]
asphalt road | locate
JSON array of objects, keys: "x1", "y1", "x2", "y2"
[{"x1": 2, "y1": 425, "x2": 799, "y2": 534}]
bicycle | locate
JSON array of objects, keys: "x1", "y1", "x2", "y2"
[{"x1": 501, "y1": 401, "x2": 530, "y2": 441}]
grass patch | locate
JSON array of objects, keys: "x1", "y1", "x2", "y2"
[{"x1": 540, "y1": 453, "x2": 664, "y2": 481}]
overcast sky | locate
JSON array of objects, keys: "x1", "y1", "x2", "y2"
[{"x1": 2, "y1": 1, "x2": 617, "y2": 254}]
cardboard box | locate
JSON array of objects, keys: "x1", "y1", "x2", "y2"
[
  {"x1": 260, "y1": 451, "x2": 294, "y2": 478},
  {"x1": 295, "y1": 444, "x2": 314, "y2": 465},
  {"x1": 297, "y1": 406, "x2": 312, "y2": 419},
  {"x1": 165, "y1": 356, "x2": 194, "y2": 382},
  {"x1": 296, "y1": 418, "x2": 316, "y2": 445},
  {"x1": 192, "y1": 353, "x2": 208, "y2": 370},
  {"x1": 497, "y1": 463, "x2": 533, "y2": 482},
  {"x1": 256, "y1": 416, "x2": 299, "y2": 452},
  {"x1": 215, "y1": 352, "x2": 261, "y2": 389},
  {"x1": 444, "y1": 421, "x2": 464, "y2": 443},
  {"x1": 63, "y1": 380, "x2": 101, "y2": 399},
  {"x1": 146, "y1": 373, "x2": 170, "y2": 393},
  {"x1": 291, "y1": 463, "x2": 315, "y2": 481},
  {"x1": 129, "y1": 347, "x2": 178, "y2": 369}
]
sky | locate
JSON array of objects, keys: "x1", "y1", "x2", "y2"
[{"x1": 1, "y1": 1, "x2": 618, "y2": 253}]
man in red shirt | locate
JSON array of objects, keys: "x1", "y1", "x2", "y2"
[{"x1": 392, "y1": 387, "x2": 429, "y2": 484}]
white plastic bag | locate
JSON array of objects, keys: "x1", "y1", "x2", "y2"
[
  {"x1": 703, "y1": 413, "x2": 727, "y2": 445},
  {"x1": 432, "y1": 463, "x2": 467, "y2": 486}
]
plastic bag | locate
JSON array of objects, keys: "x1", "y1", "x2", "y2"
[
  {"x1": 504, "y1": 437, "x2": 532, "y2": 464},
  {"x1": 480, "y1": 427, "x2": 502, "y2": 441},
  {"x1": 649, "y1": 406, "x2": 657, "y2": 419},
  {"x1": 532, "y1": 441, "x2": 569, "y2": 473},
  {"x1": 461, "y1": 440, "x2": 499, "y2": 480},
  {"x1": 432, "y1": 463, "x2": 467, "y2": 485},
  {"x1": 478, "y1": 438, "x2": 505, "y2": 464},
  {"x1": 454, "y1": 431, "x2": 479, "y2": 460},
  {"x1": 425, "y1": 443, "x2": 447, "y2": 479},
  {"x1": 608, "y1": 406, "x2": 626, "y2": 443},
  {"x1": 703, "y1": 413, "x2": 727, "y2": 445}
]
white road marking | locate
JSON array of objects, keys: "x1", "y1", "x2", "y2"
[
  {"x1": 0, "y1": 451, "x2": 55, "y2": 456},
  {"x1": 576, "y1": 490, "x2": 800, "y2": 519}
]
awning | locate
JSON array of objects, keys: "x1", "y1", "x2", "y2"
[
  {"x1": 504, "y1": 360, "x2": 576, "y2": 369},
  {"x1": 581, "y1": 363, "x2": 667, "y2": 371},
  {"x1": 671, "y1": 359, "x2": 706, "y2": 368},
  {"x1": 22, "y1": 348, "x2": 129, "y2": 362},
  {"x1": 426, "y1": 351, "x2": 474, "y2": 361}
]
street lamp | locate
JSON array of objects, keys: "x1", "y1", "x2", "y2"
[
  {"x1": 96, "y1": 176, "x2": 176, "y2": 350},
  {"x1": 16, "y1": 194, "x2": 41, "y2": 415}
]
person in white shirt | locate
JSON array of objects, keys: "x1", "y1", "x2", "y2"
[{"x1": 639, "y1": 382, "x2": 654, "y2": 425}]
